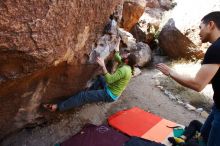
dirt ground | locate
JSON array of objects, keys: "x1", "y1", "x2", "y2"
[{"x1": 1, "y1": 67, "x2": 207, "y2": 146}]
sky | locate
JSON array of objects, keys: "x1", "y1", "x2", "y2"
[{"x1": 168, "y1": 0, "x2": 220, "y2": 31}]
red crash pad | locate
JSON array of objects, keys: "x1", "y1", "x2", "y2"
[{"x1": 108, "y1": 107, "x2": 178, "y2": 144}]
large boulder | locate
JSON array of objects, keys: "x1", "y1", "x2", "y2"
[
  {"x1": 159, "y1": 0, "x2": 220, "y2": 51},
  {"x1": 0, "y1": 0, "x2": 122, "y2": 140},
  {"x1": 89, "y1": 34, "x2": 121, "y2": 63},
  {"x1": 121, "y1": 0, "x2": 146, "y2": 31},
  {"x1": 145, "y1": 0, "x2": 160, "y2": 8},
  {"x1": 130, "y1": 24, "x2": 155, "y2": 45},
  {"x1": 158, "y1": 0, "x2": 175, "y2": 10},
  {"x1": 118, "y1": 28, "x2": 151, "y2": 67},
  {"x1": 134, "y1": 42, "x2": 152, "y2": 67},
  {"x1": 118, "y1": 28, "x2": 137, "y2": 50},
  {"x1": 158, "y1": 19, "x2": 204, "y2": 60},
  {"x1": 130, "y1": 24, "x2": 148, "y2": 43}
]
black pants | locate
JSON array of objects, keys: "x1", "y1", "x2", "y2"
[{"x1": 183, "y1": 120, "x2": 203, "y2": 146}]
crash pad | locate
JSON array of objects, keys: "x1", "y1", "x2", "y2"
[
  {"x1": 59, "y1": 124, "x2": 129, "y2": 146},
  {"x1": 108, "y1": 107, "x2": 180, "y2": 145},
  {"x1": 124, "y1": 136, "x2": 166, "y2": 146}
]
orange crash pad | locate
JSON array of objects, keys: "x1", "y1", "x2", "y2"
[{"x1": 108, "y1": 107, "x2": 179, "y2": 145}]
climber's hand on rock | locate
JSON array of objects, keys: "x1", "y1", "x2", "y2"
[
  {"x1": 96, "y1": 57, "x2": 105, "y2": 68},
  {"x1": 115, "y1": 37, "x2": 121, "y2": 52}
]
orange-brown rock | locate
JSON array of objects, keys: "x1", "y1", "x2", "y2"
[
  {"x1": 121, "y1": 0, "x2": 146, "y2": 31},
  {"x1": 158, "y1": 19, "x2": 204, "y2": 60},
  {"x1": 0, "y1": 0, "x2": 122, "y2": 140}
]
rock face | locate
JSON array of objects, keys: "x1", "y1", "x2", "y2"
[
  {"x1": 145, "y1": 0, "x2": 160, "y2": 8},
  {"x1": 118, "y1": 28, "x2": 137, "y2": 50},
  {"x1": 0, "y1": 0, "x2": 122, "y2": 140},
  {"x1": 158, "y1": 0, "x2": 175, "y2": 10},
  {"x1": 134, "y1": 42, "x2": 152, "y2": 67},
  {"x1": 130, "y1": 24, "x2": 148, "y2": 43},
  {"x1": 121, "y1": 0, "x2": 146, "y2": 31},
  {"x1": 130, "y1": 24, "x2": 155, "y2": 45},
  {"x1": 118, "y1": 28, "x2": 152, "y2": 67},
  {"x1": 158, "y1": 19, "x2": 204, "y2": 60}
]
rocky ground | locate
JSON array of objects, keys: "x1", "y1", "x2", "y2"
[{"x1": 1, "y1": 60, "x2": 208, "y2": 146}]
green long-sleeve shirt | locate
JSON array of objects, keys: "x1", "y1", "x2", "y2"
[{"x1": 104, "y1": 52, "x2": 132, "y2": 97}]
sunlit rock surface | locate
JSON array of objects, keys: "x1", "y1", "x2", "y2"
[
  {"x1": 159, "y1": 19, "x2": 204, "y2": 59},
  {"x1": 0, "y1": 0, "x2": 122, "y2": 140},
  {"x1": 121, "y1": 0, "x2": 146, "y2": 31}
]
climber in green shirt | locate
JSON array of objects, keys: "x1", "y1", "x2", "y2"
[
  {"x1": 44, "y1": 39, "x2": 138, "y2": 112},
  {"x1": 102, "y1": 51, "x2": 134, "y2": 99}
]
